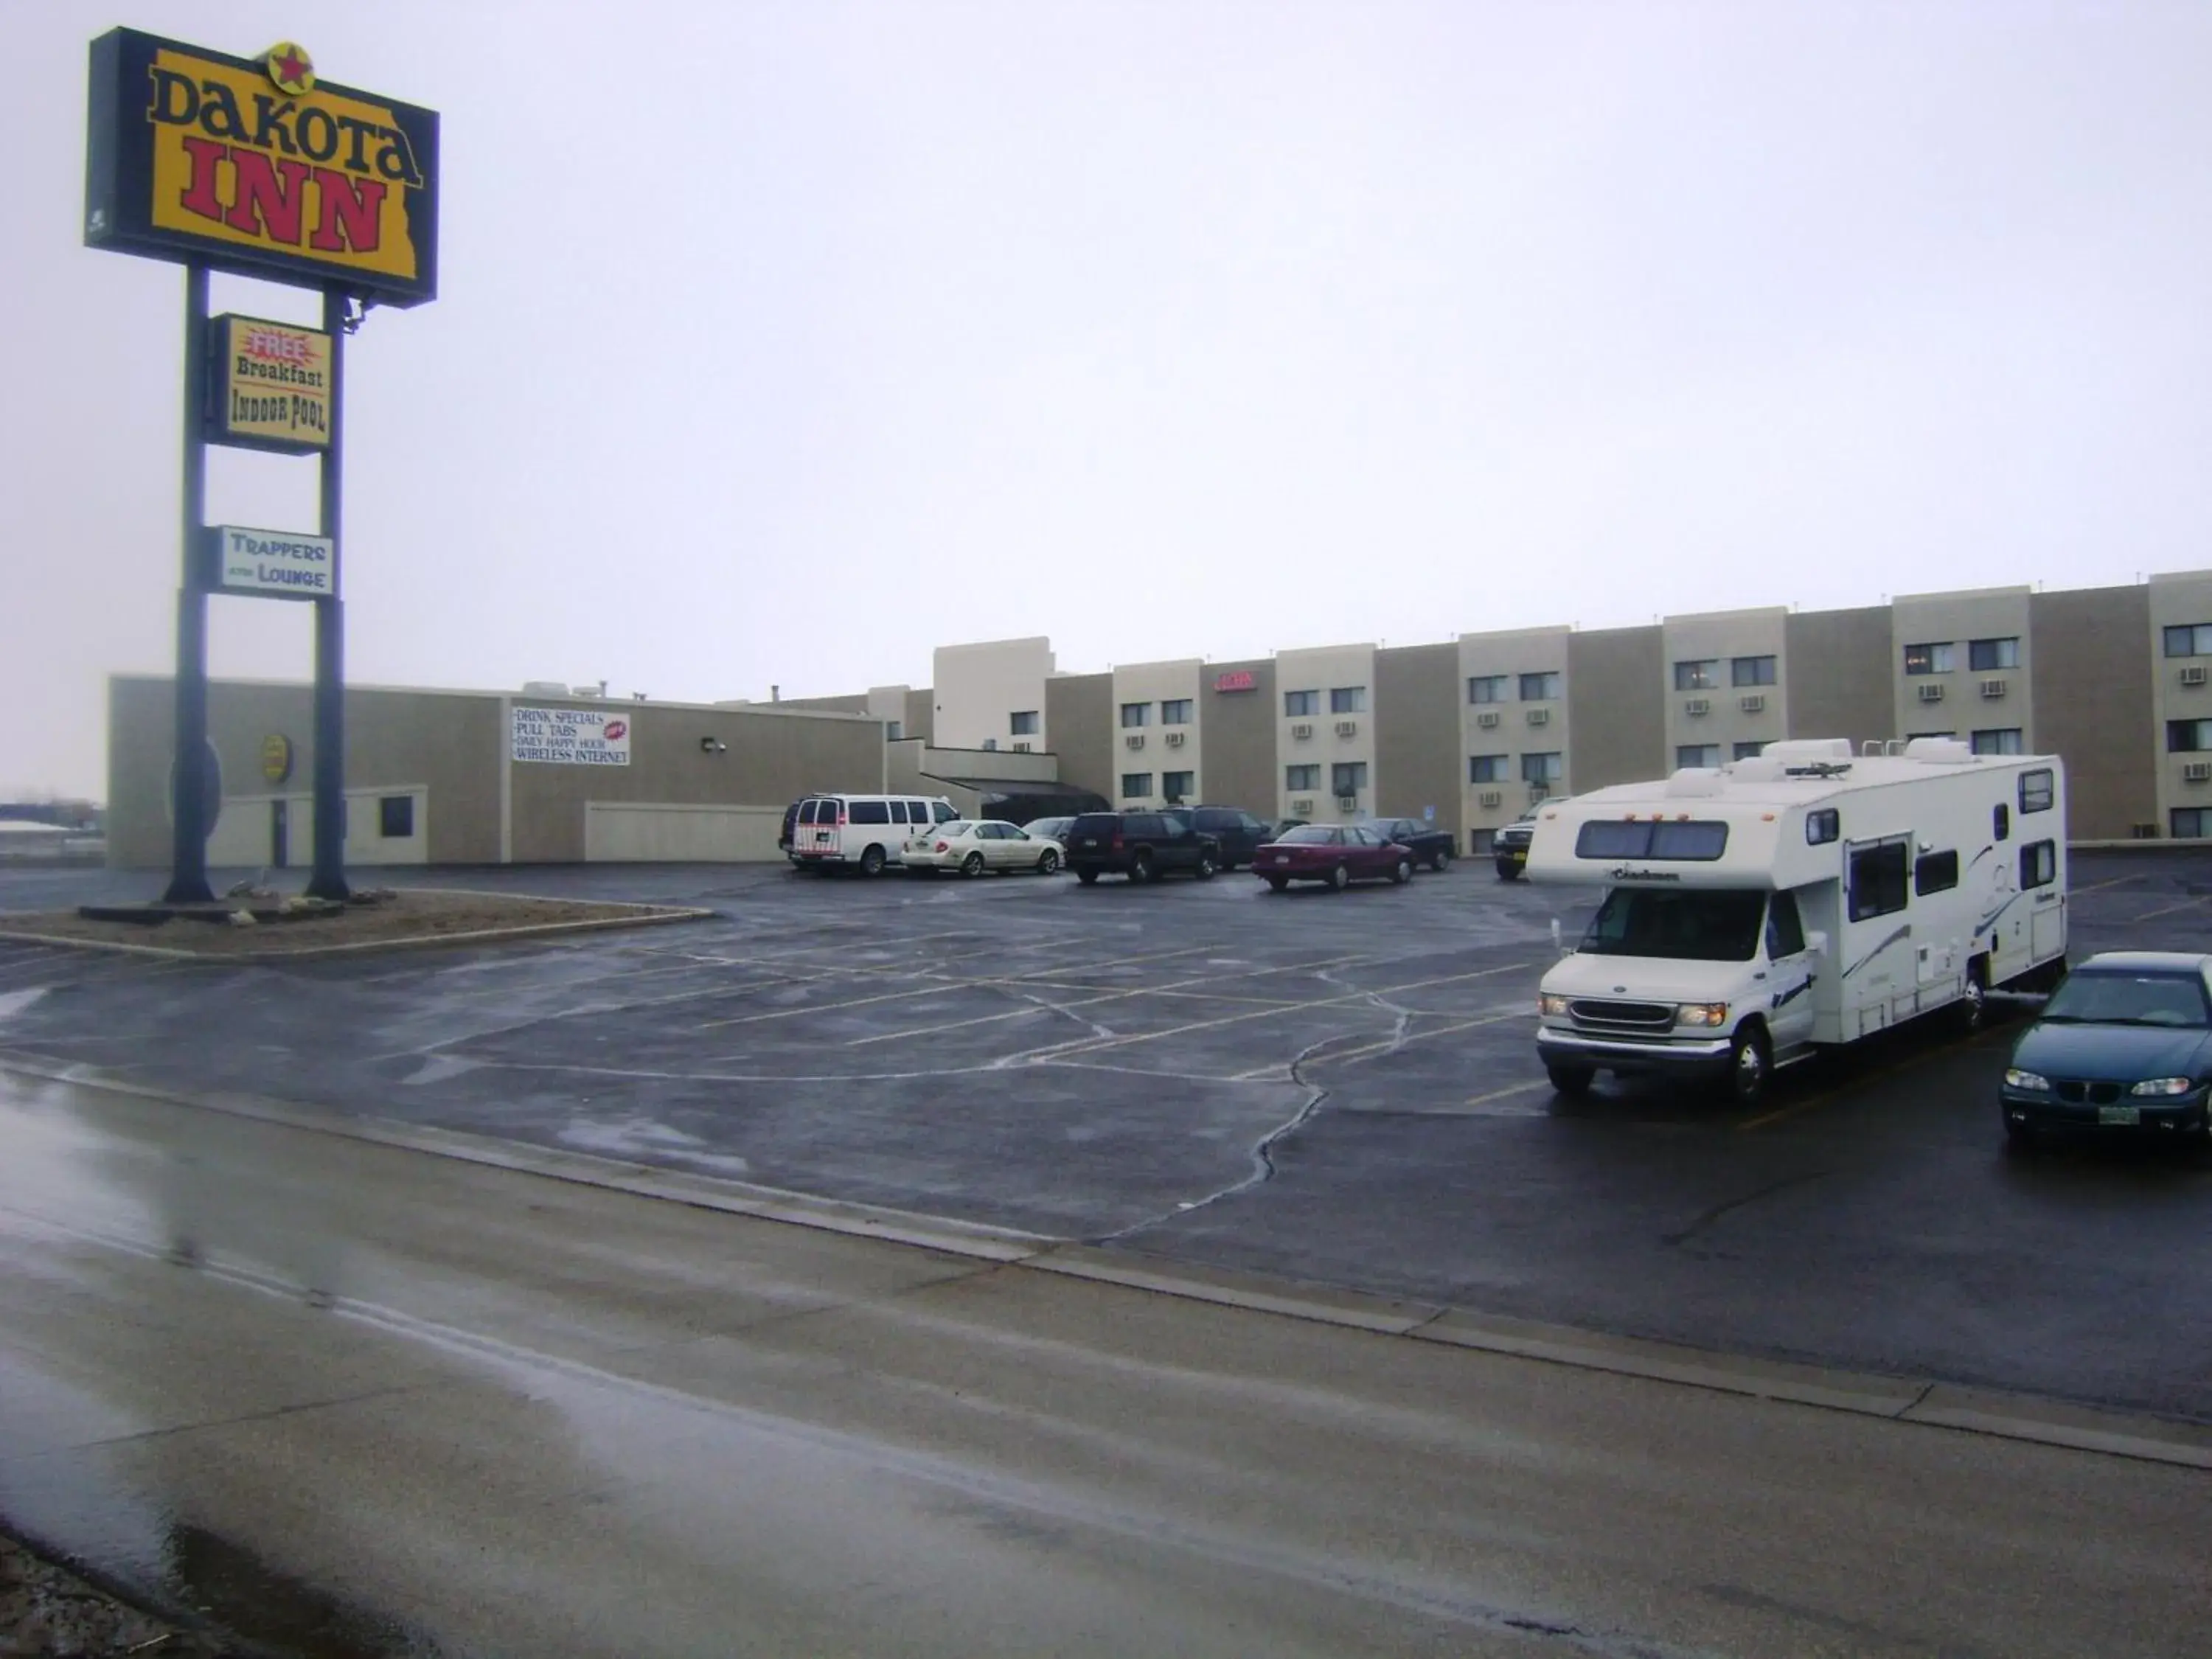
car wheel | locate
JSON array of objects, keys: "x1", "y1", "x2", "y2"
[
  {"x1": 1430, "y1": 847, "x2": 1452, "y2": 873},
  {"x1": 1130, "y1": 850, "x2": 1155, "y2": 884},
  {"x1": 1077, "y1": 869, "x2": 1099, "y2": 885},
  {"x1": 858, "y1": 844, "x2": 886, "y2": 877},
  {"x1": 1329, "y1": 863, "x2": 1350, "y2": 891},
  {"x1": 2003, "y1": 1117, "x2": 2039, "y2": 1156},
  {"x1": 1725, "y1": 1023, "x2": 1772, "y2": 1107},
  {"x1": 1037, "y1": 848, "x2": 1060, "y2": 874},
  {"x1": 1547, "y1": 1065, "x2": 1594, "y2": 1097},
  {"x1": 1194, "y1": 852, "x2": 1217, "y2": 881},
  {"x1": 1957, "y1": 960, "x2": 1989, "y2": 1035},
  {"x1": 1495, "y1": 862, "x2": 1519, "y2": 881},
  {"x1": 961, "y1": 851, "x2": 985, "y2": 877},
  {"x1": 1265, "y1": 876, "x2": 1289, "y2": 892}
]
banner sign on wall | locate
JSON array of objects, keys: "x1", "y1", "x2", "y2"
[
  {"x1": 211, "y1": 314, "x2": 331, "y2": 452},
  {"x1": 512, "y1": 706, "x2": 633, "y2": 767},
  {"x1": 1213, "y1": 670, "x2": 1257, "y2": 692},
  {"x1": 84, "y1": 28, "x2": 440, "y2": 305},
  {"x1": 207, "y1": 524, "x2": 337, "y2": 598}
]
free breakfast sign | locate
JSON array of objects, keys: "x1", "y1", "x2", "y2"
[{"x1": 512, "y1": 706, "x2": 633, "y2": 766}]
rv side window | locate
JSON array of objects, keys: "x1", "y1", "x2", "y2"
[
  {"x1": 2019, "y1": 769, "x2": 2054, "y2": 813},
  {"x1": 1915, "y1": 850, "x2": 1959, "y2": 896},
  {"x1": 1765, "y1": 891, "x2": 1806, "y2": 959},
  {"x1": 1806, "y1": 810, "x2": 1839, "y2": 845},
  {"x1": 1993, "y1": 803, "x2": 2009, "y2": 842},
  {"x1": 1847, "y1": 839, "x2": 1910, "y2": 922},
  {"x1": 2023, "y1": 840, "x2": 2057, "y2": 888}
]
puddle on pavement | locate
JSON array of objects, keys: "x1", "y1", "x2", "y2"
[{"x1": 161, "y1": 1520, "x2": 440, "y2": 1659}]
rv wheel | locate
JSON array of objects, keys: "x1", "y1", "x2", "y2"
[
  {"x1": 1546, "y1": 1065, "x2": 1593, "y2": 1097},
  {"x1": 1725, "y1": 1025, "x2": 1771, "y2": 1107},
  {"x1": 1957, "y1": 961, "x2": 1989, "y2": 1034}
]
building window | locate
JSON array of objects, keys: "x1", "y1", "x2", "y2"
[
  {"x1": 2172, "y1": 808, "x2": 2210, "y2": 838},
  {"x1": 1011, "y1": 710, "x2": 1039, "y2": 735},
  {"x1": 1329, "y1": 686, "x2": 1367, "y2": 714},
  {"x1": 1161, "y1": 699, "x2": 1192, "y2": 726},
  {"x1": 1284, "y1": 689, "x2": 1319, "y2": 718},
  {"x1": 1285, "y1": 764, "x2": 1320, "y2": 793},
  {"x1": 1119, "y1": 702, "x2": 1151, "y2": 728},
  {"x1": 1903, "y1": 641, "x2": 1955, "y2": 675},
  {"x1": 2168, "y1": 720, "x2": 2212, "y2": 753},
  {"x1": 1331, "y1": 762, "x2": 1368, "y2": 797},
  {"x1": 1677, "y1": 744, "x2": 1721, "y2": 770},
  {"x1": 1162, "y1": 770, "x2": 1194, "y2": 801},
  {"x1": 378, "y1": 796, "x2": 414, "y2": 839},
  {"x1": 1731, "y1": 655, "x2": 1778, "y2": 687},
  {"x1": 1909, "y1": 731, "x2": 1955, "y2": 741},
  {"x1": 2163, "y1": 624, "x2": 2212, "y2": 658},
  {"x1": 1733, "y1": 740, "x2": 1765, "y2": 761},
  {"x1": 1521, "y1": 751, "x2": 1563, "y2": 786},
  {"x1": 1968, "y1": 637, "x2": 2020, "y2": 672},
  {"x1": 1467, "y1": 675, "x2": 1510, "y2": 704},
  {"x1": 1121, "y1": 772, "x2": 1153, "y2": 799},
  {"x1": 886, "y1": 720, "x2": 902, "y2": 741},
  {"x1": 982, "y1": 737, "x2": 998, "y2": 751},
  {"x1": 1673, "y1": 660, "x2": 1719, "y2": 692},
  {"x1": 1469, "y1": 754, "x2": 1509, "y2": 784},
  {"x1": 1971, "y1": 728, "x2": 2023, "y2": 756},
  {"x1": 1520, "y1": 671, "x2": 1561, "y2": 702}
]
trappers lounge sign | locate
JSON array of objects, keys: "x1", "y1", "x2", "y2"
[{"x1": 85, "y1": 29, "x2": 439, "y2": 305}]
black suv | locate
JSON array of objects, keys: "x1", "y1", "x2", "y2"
[
  {"x1": 1064, "y1": 810, "x2": 1220, "y2": 884},
  {"x1": 1493, "y1": 796, "x2": 1567, "y2": 879},
  {"x1": 1185, "y1": 806, "x2": 1274, "y2": 870},
  {"x1": 1361, "y1": 815, "x2": 1457, "y2": 873}
]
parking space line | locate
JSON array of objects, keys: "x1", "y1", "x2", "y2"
[
  {"x1": 2126, "y1": 897, "x2": 2208, "y2": 923},
  {"x1": 1022, "y1": 962, "x2": 1534, "y2": 1062},
  {"x1": 2073, "y1": 873, "x2": 2150, "y2": 894},
  {"x1": 1314, "y1": 1006, "x2": 1533, "y2": 1069},
  {"x1": 1465, "y1": 1080, "x2": 1549, "y2": 1107}
]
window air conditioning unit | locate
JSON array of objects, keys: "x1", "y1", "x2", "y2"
[
  {"x1": 1738, "y1": 694, "x2": 1765, "y2": 714},
  {"x1": 2183, "y1": 664, "x2": 2209, "y2": 687},
  {"x1": 1684, "y1": 698, "x2": 1711, "y2": 717},
  {"x1": 1292, "y1": 797, "x2": 1314, "y2": 815},
  {"x1": 2186, "y1": 762, "x2": 2212, "y2": 785},
  {"x1": 1917, "y1": 682, "x2": 1946, "y2": 703},
  {"x1": 1124, "y1": 734, "x2": 1145, "y2": 750},
  {"x1": 1526, "y1": 707, "x2": 1551, "y2": 726},
  {"x1": 1335, "y1": 720, "x2": 1358, "y2": 737},
  {"x1": 1475, "y1": 709, "x2": 1501, "y2": 728},
  {"x1": 1338, "y1": 796, "x2": 1359, "y2": 812},
  {"x1": 1980, "y1": 678, "x2": 2007, "y2": 699},
  {"x1": 1478, "y1": 789, "x2": 1503, "y2": 808},
  {"x1": 1291, "y1": 722, "x2": 1315, "y2": 739},
  {"x1": 2132, "y1": 822, "x2": 2161, "y2": 839},
  {"x1": 1012, "y1": 741, "x2": 1031, "y2": 753},
  {"x1": 1165, "y1": 731, "x2": 1186, "y2": 748}
]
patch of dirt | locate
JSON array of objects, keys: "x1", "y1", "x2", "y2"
[
  {"x1": 0, "y1": 888, "x2": 701, "y2": 958},
  {"x1": 0, "y1": 1533, "x2": 232, "y2": 1657}
]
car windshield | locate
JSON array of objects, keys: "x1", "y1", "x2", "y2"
[
  {"x1": 2040, "y1": 972, "x2": 2211, "y2": 1027},
  {"x1": 1580, "y1": 888, "x2": 1768, "y2": 962},
  {"x1": 1276, "y1": 825, "x2": 1338, "y2": 845}
]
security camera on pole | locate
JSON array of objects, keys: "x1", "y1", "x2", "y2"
[{"x1": 84, "y1": 30, "x2": 440, "y2": 904}]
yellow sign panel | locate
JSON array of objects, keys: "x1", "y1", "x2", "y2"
[
  {"x1": 260, "y1": 734, "x2": 294, "y2": 785},
  {"x1": 214, "y1": 315, "x2": 332, "y2": 452}
]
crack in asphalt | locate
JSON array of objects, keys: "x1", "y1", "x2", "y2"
[{"x1": 1660, "y1": 1171, "x2": 1828, "y2": 1248}]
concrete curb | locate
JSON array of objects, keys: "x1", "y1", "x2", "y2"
[
  {"x1": 4, "y1": 1052, "x2": 2209, "y2": 1472},
  {"x1": 0, "y1": 897, "x2": 712, "y2": 964}
]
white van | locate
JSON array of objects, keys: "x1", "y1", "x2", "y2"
[
  {"x1": 789, "y1": 793, "x2": 957, "y2": 875},
  {"x1": 1526, "y1": 738, "x2": 2067, "y2": 1105}
]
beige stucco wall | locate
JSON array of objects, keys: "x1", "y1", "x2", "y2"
[
  {"x1": 2145, "y1": 572, "x2": 2212, "y2": 838},
  {"x1": 1784, "y1": 605, "x2": 1893, "y2": 751},
  {"x1": 1197, "y1": 658, "x2": 1276, "y2": 817},
  {"x1": 1375, "y1": 643, "x2": 1461, "y2": 838},
  {"x1": 1662, "y1": 608, "x2": 1788, "y2": 768},
  {"x1": 931, "y1": 638, "x2": 1054, "y2": 751},
  {"x1": 1461, "y1": 627, "x2": 1572, "y2": 834},
  {"x1": 1891, "y1": 587, "x2": 2034, "y2": 748},
  {"x1": 1564, "y1": 625, "x2": 1664, "y2": 795},
  {"x1": 1043, "y1": 672, "x2": 1113, "y2": 799},
  {"x1": 1275, "y1": 644, "x2": 1377, "y2": 821},
  {"x1": 1110, "y1": 658, "x2": 1203, "y2": 806},
  {"x1": 2027, "y1": 584, "x2": 2155, "y2": 841}
]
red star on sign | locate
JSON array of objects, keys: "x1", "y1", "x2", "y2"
[{"x1": 265, "y1": 43, "x2": 315, "y2": 95}]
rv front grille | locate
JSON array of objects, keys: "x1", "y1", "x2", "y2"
[
  {"x1": 2054, "y1": 1080, "x2": 2124, "y2": 1106},
  {"x1": 1569, "y1": 999, "x2": 1676, "y2": 1031}
]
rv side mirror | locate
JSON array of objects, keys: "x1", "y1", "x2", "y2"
[
  {"x1": 1804, "y1": 929, "x2": 1829, "y2": 956},
  {"x1": 1550, "y1": 918, "x2": 1566, "y2": 954}
]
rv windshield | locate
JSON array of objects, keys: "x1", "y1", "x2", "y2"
[{"x1": 1580, "y1": 888, "x2": 1768, "y2": 962}]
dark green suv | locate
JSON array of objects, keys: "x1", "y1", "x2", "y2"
[{"x1": 1064, "y1": 810, "x2": 1221, "y2": 885}]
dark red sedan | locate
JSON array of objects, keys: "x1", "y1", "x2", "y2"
[{"x1": 1253, "y1": 823, "x2": 1416, "y2": 891}]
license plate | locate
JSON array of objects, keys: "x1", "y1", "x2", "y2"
[
  {"x1": 1273, "y1": 855, "x2": 1290, "y2": 865},
  {"x1": 1079, "y1": 838, "x2": 1098, "y2": 849},
  {"x1": 2098, "y1": 1105, "x2": 2140, "y2": 1126}
]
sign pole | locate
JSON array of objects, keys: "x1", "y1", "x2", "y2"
[
  {"x1": 162, "y1": 261, "x2": 215, "y2": 904},
  {"x1": 306, "y1": 285, "x2": 350, "y2": 902}
]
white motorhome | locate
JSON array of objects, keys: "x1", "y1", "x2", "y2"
[{"x1": 1526, "y1": 738, "x2": 2068, "y2": 1105}]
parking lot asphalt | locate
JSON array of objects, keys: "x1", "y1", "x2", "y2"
[{"x1": 3, "y1": 850, "x2": 2209, "y2": 1422}]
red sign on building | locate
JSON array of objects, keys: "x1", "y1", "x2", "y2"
[{"x1": 1213, "y1": 670, "x2": 1256, "y2": 693}]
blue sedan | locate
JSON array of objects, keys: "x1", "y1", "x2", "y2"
[{"x1": 2000, "y1": 951, "x2": 2212, "y2": 1152}]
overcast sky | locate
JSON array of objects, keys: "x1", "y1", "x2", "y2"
[{"x1": 5, "y1": 1, "x2": 2210, "y2": 799}]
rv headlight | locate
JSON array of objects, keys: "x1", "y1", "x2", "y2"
[
  {"x1": 2003, "y1": 1068, "x2": 2051, "y2": 1093},
  {"x1": 2129, "y1": 1077, "x2": 2194, "y2": 1098},
  {"x1": 1539, "y1": 993, "x2": 1572, "y2": 1019},
  {"x1": 1675, "y1": 1002, "x2": 1728, "y2": 1028}
]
